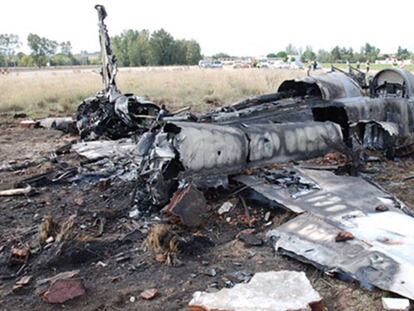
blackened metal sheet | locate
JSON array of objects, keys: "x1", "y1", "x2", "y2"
[
  {"x1": 234, "y1": 168, "x2": 403, "y2": 219},
  {"x1": 279, "y1": 72, "x2": 363, "y2": 100}
]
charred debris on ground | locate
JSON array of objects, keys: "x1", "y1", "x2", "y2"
[{"x1": 2, "y1": 4, "x2": 414, "y2": 310}]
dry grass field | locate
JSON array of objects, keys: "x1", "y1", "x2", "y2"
[{"x1": 0, "y1": 67, "x2": 305, "y2": 117}]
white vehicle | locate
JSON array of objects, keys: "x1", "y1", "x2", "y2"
[
  {"x1": 290, "y1": 60, "x2": 304, "y2": 70},
  {"x1": 257, "y1": 60, "x2": 270, "y2": 68},
  {"x1": 210, "y1": 60, "x2": 223, "y2": 68},
  {"x1": 269, "y1": 60, "x2": 290, "y2": 69}
]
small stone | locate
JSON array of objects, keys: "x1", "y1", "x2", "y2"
[
  {"x1": 129, "y1": 209, "x2": 140, "y2": 219},
  {"x1": 45, "y1": 236, "x2": 54, "y2": 244},
  {"x1": 203, "y1": 268, "x2": 217, "y2": 277},
  {"x1": 335, "y1": 231, "x2": 354, "y2": 242},
  {"x1": 264, "y1": 211, "x2": 271, "y2": 222},
  {"x1": 376, "y1": 204, "x2": 389, "y2": 212},
  {"x1": 39, "y1": 272, "x2": 85, "y2": 304},
  {"x1": 20, "y1": 120, "x2": 37, "y2": 128},
  {"x1": 140, "y1": 288, "x2": 158, "y2": 300},
  {"x1": 218, "y1": 202, "x2": 233, "y2": 215},
  {"x1": 382, "y1": 297, "x2": 410, "y2": 310},
  {"x1": 238, "y1": 233, "x2": 263, "y2": 247},
  {"x1": 129, "y1": 296, "x2": 136, "y2": 303},
  {"x1": 16, "y1": 275, "x2": 32, "y2": 286}
]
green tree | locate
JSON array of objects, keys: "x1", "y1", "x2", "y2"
[
  {"x1": 212, "y1": 52, "x2": 230, "y2": 60},
  {"x1": 275, "y1": 51, "x2": 288, "y2": 61},
  {"x1": 185, "y1": 40, "x2": 201, "y2": 64},
  {"x1": 0, "y1": 34, "x2": 21, "y2": 67},
  {"x1": 301, "y1": 46, "x2": 316, "y2": 62},
  {"x1": 285, "y1": 43, "x2": 297, "y2": 55},
  {"x1": 59, "y1": 41, "x2": 72, "y2": 55},
  {"x1": 362, "y1": 43, "x2": 380, "y2": 63},
  {"x1": 317, "y1": 49, "x2": 330, "y2": 63},
  {"x1": 149, "y1": 29, "x2": 175, "y2": 65},
  {"x1": 397, "y1": 46, "x2": 410, "y2": 60},
  {"x1": 330, "y1": 46, "x2": 342, "y2": 62},
  {"x1": 27, "y1": 33, "x2": 58, "y2": 67}
]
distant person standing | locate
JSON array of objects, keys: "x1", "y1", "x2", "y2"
[
  {"x1": 356, "y1": 61, "x2": 361, "y2": 69},
  {"x1": 313, "y1": 60, "x2": 317, "y2": 70},
  {"x1": 366, "y1": 61, "x2": 370, "y2": 73}
]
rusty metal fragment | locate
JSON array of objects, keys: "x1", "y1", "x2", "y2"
[{"x1": 162, "y1": 184, "x2": 208, "y2": 227}]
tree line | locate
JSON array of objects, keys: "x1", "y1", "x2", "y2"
[
  {"x1": 267, "y1": 43, "x2": 413, "y2": 64},
  {"x1": 0, "y1": 29, "x2": 202, "y2": 68},
  {"x1": 111, "y1": 29, "x2": 202, "y2": 66}
]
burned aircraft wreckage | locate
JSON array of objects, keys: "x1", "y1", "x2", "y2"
[{"x1": 70, "y1": 4, "x2": 414, "y2": 300}]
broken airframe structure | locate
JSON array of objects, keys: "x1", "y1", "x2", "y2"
[{"x1": 70, "y1": 4, "x2": 414, "y2": 302}]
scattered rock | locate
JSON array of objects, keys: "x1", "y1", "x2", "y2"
[
  {"x1": 335, "y1": 231, "x2": 354, "y2": 242},
  {"x1": 13, "y1": 275, "x2": 33, "y2": 292},
  {"x1": 140, "y1": 288, "x2": 158, "y2": 300},
  {"x1": 382, "y1": 297, "x2": 410, "y2": 311},
  {"x1": 38, "y1": 270, "x2": 85, "y2": 304},
  {"x1": 237, "y1": 229, "x2": 263, "y2": 246},
  {"x1": 376, "y1": 204, "x2": 390, "y2": 212},
  {"x1": 16, "y1": 275, "x2": 32, "y2": 286},
  {"x1": 10, "y1": 246, "x2": 30, "y2": 265},
  {"x1": 129, "y1": 209, "x2": 140, "y2": 219},
  {"x1": 202, "y1": 268, "x2": 217, "y2": 277},
  {"x1": 189, "y1": 271, "x2": 323, "y2": 311},
  {"x1": 218, "y1": 202, "x2": 233, "y2": 215},
  {"x1": 264, "y1": 211, "x2": 271, "y2": 222},
  {"x1": 19, "y1": 120, "x2": 37, "y2": 128}
]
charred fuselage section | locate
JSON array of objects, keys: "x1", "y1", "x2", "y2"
[{"x1": 76, "y1": 5, "x2": 160, "y2": 140}]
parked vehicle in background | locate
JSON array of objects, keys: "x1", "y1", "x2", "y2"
[
  {"x1": 198, "y1": 60, "x2": 210, "y2": 68},
  {"x1": 199, "y1": 59, "x2": 223, "y2": 69},
  {"x1": 269, "y1": 60, "x2": 290, "y2": 69},
  {"x1": 290, "y1": 60, "x2": 304, "y2": 69},
  {"x1": 210, "y1": 60, "x2": 223, "y2": 68},
  {"x1": 257, "y1": 59, "x2": 270, "y2": 68},
  {"x1": 233, "y1": 61, "x2": 252, "y2": 69}
]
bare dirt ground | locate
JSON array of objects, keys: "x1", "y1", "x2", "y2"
[{"x1": 1, "y1": 116, "x2": 414, "y2": 310}]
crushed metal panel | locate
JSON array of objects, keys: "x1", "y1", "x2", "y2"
[
  {"x1": 268, "y1": 213, "x2": 414, "y2": 300},
  {"x1": 234, "y1": 168, "x2": 403, "y2": 219},
  {"x1": 71, "y1": 139, "x2": 139, "y2": 160}
]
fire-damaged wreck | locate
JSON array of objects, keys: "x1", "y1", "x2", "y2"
[{"x1": 63, "y1": 4, "x2": 414, "y2": 304}]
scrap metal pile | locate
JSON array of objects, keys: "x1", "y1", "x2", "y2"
[{"x1": 14, "y1": 4, "x2": 414, "y2": 307}]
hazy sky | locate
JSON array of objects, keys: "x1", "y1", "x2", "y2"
[{"x1": 2, "y1": 0, "x2": 413, "y2": 56}]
